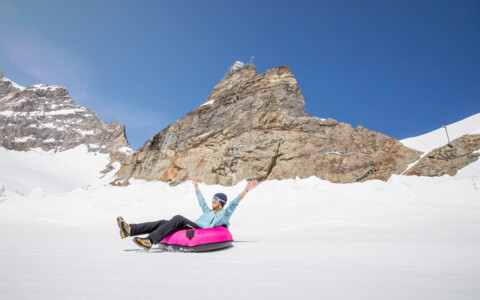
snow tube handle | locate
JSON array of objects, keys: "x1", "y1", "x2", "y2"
[{"x1": 186, "y1": 230, "x2": 195, "y2": 240}]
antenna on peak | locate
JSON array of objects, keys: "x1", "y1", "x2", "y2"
[{"x1": 249, "y1": 56, "x2": 254, "y2": 66}]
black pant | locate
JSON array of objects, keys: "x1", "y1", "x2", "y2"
[{"x1": 130, "y1": 215, "x2": 202, "y2": 244}]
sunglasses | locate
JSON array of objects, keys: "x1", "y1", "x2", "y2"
[{"x1": 212, "y1": 196, "x2": 224, "y2": 203}]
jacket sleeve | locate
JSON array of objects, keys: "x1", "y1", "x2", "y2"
[
  {"x1": 196, "y1": 190, "x2": 210, "y2": 213},
  {"x1": 224, "y1": 195, "x2": 243, "y2": 217}
]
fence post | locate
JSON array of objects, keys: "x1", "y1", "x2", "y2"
[{"x1": 442, "y1": 125, "x2": 451, "y2": 144}]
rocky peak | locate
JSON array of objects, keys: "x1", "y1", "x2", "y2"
[
  {"x1": 25, "y1": 83, "x2": 69, "y2": 97},
  {"x1": 226, "y1": 61, "x2": 247, "y2": 75},
  {"x1": 206, "y1": 65, "x2": 301, "y2": 107},
  {"x1": 116, "y1": 63, "x2": 421, "y2": 186},
  {"x1": 0, "y1": 73, "x2": 25, "y2": 100},
  {"x1": 0, "y1": 70, "x2": 132, "y2": 167}
]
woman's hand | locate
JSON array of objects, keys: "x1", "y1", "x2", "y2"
[
  {"x1": 192, "y1": 178, "x2": 199, "y2": 190},
  {"x1": 245, "y1": 179, "x2": 258, "y2": 192}
]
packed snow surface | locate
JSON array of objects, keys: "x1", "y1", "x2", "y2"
[
  {"x1": 0, "y1": 176, "x2": 479, "y2": 299},
  {"x1": 0, "y1": 114, "x2": 480, "y2": 299}
]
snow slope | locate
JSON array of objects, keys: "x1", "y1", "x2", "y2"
[
  {"x1": 0, "y1": 145, "x2": 112, "y2": 194},
  {"x1": 0, "y1": 114, "x2": 480, "y2": 299},
  {"x1": 401, "y1": 113, "x2": 480, "y2": 154},
  {"x1": 400, "y1": 113, "x2": 480, "y2": 177}
]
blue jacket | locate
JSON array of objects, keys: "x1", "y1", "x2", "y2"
[{"x1": 194, "y1": 190, "x2": 242, "y2": 228}]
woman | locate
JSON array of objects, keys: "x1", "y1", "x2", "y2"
[{"x1": 117, "y1": 178, "x2": 259, "y2": 251}]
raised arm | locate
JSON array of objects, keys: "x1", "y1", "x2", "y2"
[
  {"x1": 225, "y1": 179, "x2": 258, "y2": 217},
  {"x1": 192, "y1": 178, "x2": 209, "y2": 213}
]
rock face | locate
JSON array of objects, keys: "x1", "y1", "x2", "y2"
[
  {"x1": 116, "y1": 64, "x2": 421, "y2": 185},
  {"x1": 405, "y1": 134, "x2": 480, "y2": 177},
  {"x1": 0, "y1": 71, "x2": 132, "y2": 165}
]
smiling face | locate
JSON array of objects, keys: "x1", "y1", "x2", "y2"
[{"x1": 212, "y1": 199, "x2": 222, "y2": 210}]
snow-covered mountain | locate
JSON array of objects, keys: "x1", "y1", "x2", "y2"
[
  {"x1": 0, "y1": 67, "x2": 479, "y2": 299},
  {"x1": 0, "y1": 70, "x2": 133, "y2": 194},
  {"x1": 0, "y1": 70, "x2": 132, "y2": 160}
]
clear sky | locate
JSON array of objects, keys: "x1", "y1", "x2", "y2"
[{"x1": 1, "y1": 0, "x2": 479, "y2": 150}]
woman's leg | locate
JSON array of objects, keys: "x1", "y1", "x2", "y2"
[
  {"x1": 129, "y1": 220, "x2": 168, "y2": 236},
  {"x1": 148, "y1": 215, "x2": 201, "y2": 244}
]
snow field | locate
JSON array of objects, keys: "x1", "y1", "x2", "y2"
[
  {"x1": 0, "y1": 175, "x2": 479, "y2": 299},
  {"x1": 0, "y1": 145, "x2": 111, "y2": 194}
]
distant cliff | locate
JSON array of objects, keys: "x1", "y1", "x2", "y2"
[
  {"x1": 116, "y1": 62, "x2": 421, "y2": 185},
  {"x1": 0, "y1": 70, "x2": 132, "y2": 167}
]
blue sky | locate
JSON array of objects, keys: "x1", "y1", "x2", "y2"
[{"x1": 1, "y1": 0, "x2": 479, "y2": 150}]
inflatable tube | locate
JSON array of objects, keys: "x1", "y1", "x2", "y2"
[{"x1": 159, "y1": 226, "x2": 233, "y2": 252}]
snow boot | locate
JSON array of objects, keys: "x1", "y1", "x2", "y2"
[
  {"x1": 133, "y1": 237, "x2": 153, "y2": 251},
  {"x1": 117, "y1": 216, "x2": 131, "y2": 239}
]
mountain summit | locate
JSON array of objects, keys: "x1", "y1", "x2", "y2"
[
  {"x1": 0, "y1": 71, "x2": 132, "y2": 167},
  {"x1": 116, "y1": 63, "x2": 421, "y2": 185}
]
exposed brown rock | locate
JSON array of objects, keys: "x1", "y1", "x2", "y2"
[
  {"x1": 405, "y1": 134, "x2": 480, "y2": 177},
  {"x1": 116, "y1": 64, "x2": 421, "y2": 185}
]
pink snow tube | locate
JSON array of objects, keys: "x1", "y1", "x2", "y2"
[{"x1": 159, "y1": 226, "x2": 233, "y2": 252}]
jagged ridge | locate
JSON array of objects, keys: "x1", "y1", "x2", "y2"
[
  {"x1": 116, "y1": 63, "x2": 421, "y2": 185},
  {"x1": 0, "y1": 70, "x2": 132, "y2": 166}
]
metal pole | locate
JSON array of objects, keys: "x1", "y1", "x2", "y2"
[{"x1": 442, "y1": 125, "x2": 451, "y2": 144}]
